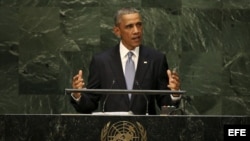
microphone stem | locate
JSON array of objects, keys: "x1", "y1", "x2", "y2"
[
  {"x1": 136, "y1": 81, "x2": 149, "y2": 115},
  {"x1": 102, "y1": 80, "x2": 116, "y2": 112}
]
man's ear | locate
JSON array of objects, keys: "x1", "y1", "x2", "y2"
[{"x1": 113, "y1": 26, "x2": 120, "y2": 38}]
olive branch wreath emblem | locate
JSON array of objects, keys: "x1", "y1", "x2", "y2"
[{"x1": 101, "y1": 121, "x2": 147, "y2": 141}]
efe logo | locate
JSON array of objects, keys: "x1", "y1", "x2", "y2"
[{"x1": 224, "y1": 125, "x2": 250, "y2": 141}]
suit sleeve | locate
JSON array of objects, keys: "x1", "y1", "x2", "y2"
[
  {"x1": 70, "y1": 56, "x2": 101, "y2": 113},
  {"x1": 155, "y1": 54, "x2": 177, "y2": 108}
]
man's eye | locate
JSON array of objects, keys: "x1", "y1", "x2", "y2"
[
  {"x1": 137, "y1": 22, "x2": 142, "y2": 26},
  {"x1": 126, "y1": 24, "x2": 133, "y2": 29}
]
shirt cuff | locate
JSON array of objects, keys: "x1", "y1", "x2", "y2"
[
  {"x1": 71, "y1": 93, "x2": 81, "y2": 102},
  {"x1": 170, "y1": 94, "x2": 182, "y2": 101}
]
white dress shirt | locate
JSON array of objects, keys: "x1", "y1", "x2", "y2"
[{"x1": 119, "y1": 41, "x2": 139, "y2": 74}]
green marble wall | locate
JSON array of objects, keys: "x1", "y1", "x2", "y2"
[{"x1": 0, "y1": 0, "x2": 250, "y2": 115}]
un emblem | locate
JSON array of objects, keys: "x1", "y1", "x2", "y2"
[{"x1": 101, "y1": 121, "x2": 147, "y2": 141}]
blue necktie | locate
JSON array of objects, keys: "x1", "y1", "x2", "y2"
[{"x1": 125, "y1": 51, "x2": 135, "y2": 100}]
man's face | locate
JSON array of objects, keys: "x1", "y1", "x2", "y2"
[{"x1": 114, "y1": 13, "x2": 143, "y2": 50}]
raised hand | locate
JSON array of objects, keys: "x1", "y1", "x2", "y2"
[
  {"x1": 72, "y1": 70, "x2": 85, "y2": 99},
  {"x1": 167, "y1": 69, "x2": 180, "y2": 97}
]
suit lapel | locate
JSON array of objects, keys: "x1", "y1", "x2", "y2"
[
  {"x1": 108, "y1": 45, "x2": 130, "y2": 104},
  {"x1": 109, "y1": 45, "x2": 127, "y2": 89},
  {"x1": 130, "y1": 46, "x2": 150, "y2": 107},
  {"x1": 134, "y1": 46, "x2": 149, "y2": 86}
]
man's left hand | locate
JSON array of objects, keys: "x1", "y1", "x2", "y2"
[{"x1": 167, "y1": 69, "x2": 180, "y2": 96}]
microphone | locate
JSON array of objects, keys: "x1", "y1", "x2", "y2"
[
  {"x1": 135, "y1": 80, "x2": 149, "y2": 115},
  {"x1": 102, "y1": 79, "x2": 116, "y2": 112},
  {"x1": 181, "y1": 95, "x2": 191, "y2": 115},
  {"x1": 182, "y1": 95, "x2": 191, "y2": 103}
]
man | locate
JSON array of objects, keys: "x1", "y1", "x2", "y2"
[{"x1": 71, "y1": 7, "x2": 181, "y2": 115}]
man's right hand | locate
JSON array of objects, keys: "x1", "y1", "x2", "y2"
[{"x1": 72, "y1": 70, "x2": 85, "y2": 99}]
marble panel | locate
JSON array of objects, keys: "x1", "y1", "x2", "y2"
[
  {"x1": 18, "y1": 7, "x2": 62, "y2": 94},
  {"x1": 222, "y1": 9, "x2": 250, "y2": 97},
  {"x1": 222, "y1": 0, "x2": 250, "y2": 9},
  {"x1": 100, "y1": 0, "x2": 140, "y2": 7},
  {"x1": 182, "y1": 95, "x2": 222, "y2": 115},
  {"x1": 181, "y1": 8, "x2": 223, "y2": 52},
  {"x1": 181, "y1": 52, "x2": 223, "y2": 96},
  {"x1": 142, "y1": 0, "x2": 182, "y2": 11},
  {"x1": 60, "y1": 0, "x2": 99, "y2": 8},
  {"x1": 59, "y1": 7, "x2": 101, "y2": 84},
  {"x1": 0, "y1": 0, "x2": 59, "y2": 7},
  {"x1": 222, "y1": 96, "x2": 250, "y2": 115},
  {"x1": 182, "y1": 0, "x2": 223, "y2": 8}
]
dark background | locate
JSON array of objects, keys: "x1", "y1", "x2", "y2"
[{"x1": 0, "y1": 0, "x2": 250, "y2": 115}]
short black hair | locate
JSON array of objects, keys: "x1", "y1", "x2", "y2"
[{"x1": 114, "y1": 7, "x2": 140, "y2": 26}]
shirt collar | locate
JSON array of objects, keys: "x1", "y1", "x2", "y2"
[{"x1": 119, "y1": 41, "x2": 139, "y2": 58}]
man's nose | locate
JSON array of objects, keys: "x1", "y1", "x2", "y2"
[{"x1": 133, "y1": 26, "x2": 139, "y2": 33}]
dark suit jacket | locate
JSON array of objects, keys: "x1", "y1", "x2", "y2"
[{"x1": 71, "y1": 44, "x2": 173, "y2": 115}]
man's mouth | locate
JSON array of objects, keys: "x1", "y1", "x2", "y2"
[{"x1": 132, "y1": 36, "x2": 140, "y2": 41}]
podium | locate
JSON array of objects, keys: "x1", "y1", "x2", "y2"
[{"x1": 2, "y1": 114, "x2": 250, "y2": 141}]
